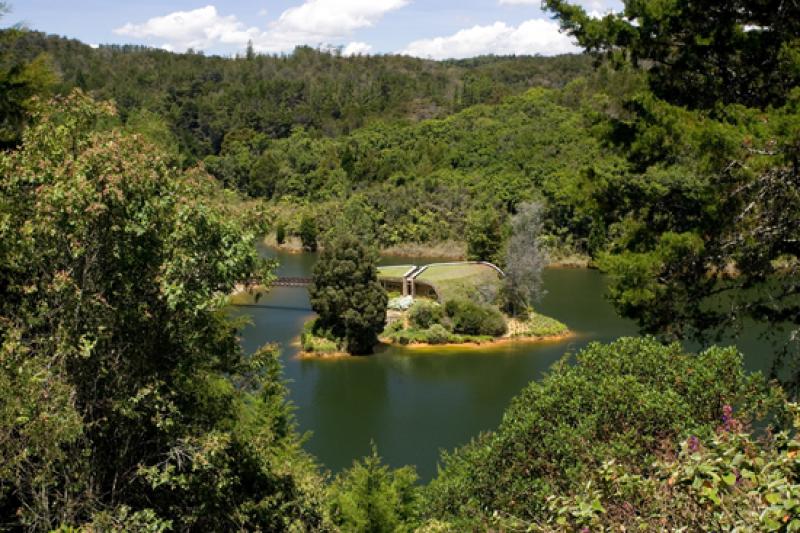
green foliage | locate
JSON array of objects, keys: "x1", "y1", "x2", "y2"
[
  {"x1": 408, "y1": 300, "x2": 445, "y2": 329},
  {"x1": 309, "y1": 233, "x2": 388, "y2": 354},
  {"x1": 3, "y1": 31, "x2": 592, "y2": 163},
  {"x1": 123, "y1": 108, "x2": 182, "y2": 165},
  {"x1": 328, "y1": 445, "x2": 421, "y2": 533},
  {"x1": 599, "y1": 231, "x2": 709, "y2": 337},
  {"x1": 383, "y1": 324, "x2": 468, "y2": 346},
  {"x1": 0, "y1": 91, "x2": 324, "y2": 530},
  {"x1": 275, "y1": 221, "x2": 286, "y2": 245},
  {"x1": 543, "y1": 0, "x2": 800, "y2": 109},
  {"x1": 299, "y1": 215, "x2": 318, "y2": 252},
  {"x1": 0, "y1": 18, "x2": 57, "y2": 147},
  {"x1": 466, "y1": 208, "x2": 505, "y2": 263},
  {"x1": 226, "y1": 86, "x2": 614, "y2": 254},
  {"x1": 301, "y1": 318, "x2": 340, "y2": 354},
  {"x1": 422, "y1": 324, "x2": 453, "y2": 345},
  {"x1": 593, "y1": 92, "x2": 800, "y2": 390},
  {"x1": 513, "y1": 402, "x2": 800, "y2": 531},
  {"x1": 517, "y1": 313, "x2": 569, "y2": 338},
  {"x1": 426, "y1": 337, "x2": 782, "y2": 527},
  {"x1": 444, "y1": 299, "x2": 507, "y2": 337}
]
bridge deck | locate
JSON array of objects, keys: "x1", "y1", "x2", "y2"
[{"x1": 271, "y1": 277, "x2": 312, "y2": 287}]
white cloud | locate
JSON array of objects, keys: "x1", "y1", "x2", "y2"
[
  {"x1": 114, "y1": 6, "x2": 259, "y2": 51},
  {"x1": 114, "y1": 1, "x2": 405, "y2": 54},
  {"x1": 400, "y1": 19, "x2": 579, "y2": 59},
  {"x1": 252, "y1": 0, "x2": 406, "y2": 53},
  {"x1": 342, "y1": 41, "x2": 373, "y2": 56},
  {"x1": 274, "y1": 0, "x2": 407, "y2": 37}
]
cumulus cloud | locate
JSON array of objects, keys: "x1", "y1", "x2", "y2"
[
  {"x1": 342, "y1": 41, "x2": 373, "y2": 56},
  {"x1": 255, "y1": 0, "x2": 407, "y2": 53},
  {"x1": 274, "y1": 0, "x2": 407, "y2": 37},
  {"x1": 115, "y1": 6, "x2": 258, "y2": 51},
  {"x1": 400, "y1": 19, "x2": 580, "y2": 59},
  {"x1": 114, "y1": 1, "x2": 406, "y2": 54}
]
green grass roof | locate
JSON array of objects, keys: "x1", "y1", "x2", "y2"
[{"x1": 377, "y1": 265, "x2": 415, "y2": 278}]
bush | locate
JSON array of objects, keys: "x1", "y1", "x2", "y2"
[
  {"x1": 383, "y1": 320, "x2": 404, "y2": 336},
  {"x1": 408, "y1": 300, "x2": 445, "y2": 329},
  {"x1": 425, "y1": 337, "x2": 783, "y2": 528},
  {"x1": 519, "y1": 313, "x2": 569, "y2": 338},
  {"x1": 300, "y1": 319, "x2": 340, "y2": 353},
  {"x1": 275, "y1": 222, "x2": 286, "y2": 245},
  {"x1": 444, "y1": 299, "x2": 507, "y2": 337},
  {"x1": 424, "y1": 324, "x2": 452, "y2": 345}
]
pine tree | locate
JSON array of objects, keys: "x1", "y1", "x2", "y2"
[{"x1": 309, "y1": 234, "x2": 387, "y2": 355}]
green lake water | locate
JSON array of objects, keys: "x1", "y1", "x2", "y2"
[{"x1": 235, "y1": 246, "x2": 781, "y2": 481}]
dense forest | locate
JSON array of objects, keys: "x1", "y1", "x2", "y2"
[
  {"x1": 7, "y1": 30, "x2": 592, "y2": 159},
  {"x1": 2, "y1": 0, "x2": 800, "y2": 530}
]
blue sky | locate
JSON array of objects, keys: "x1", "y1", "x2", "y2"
[{"x1": 7, "y1": 1, "x2": 621, "y2": 59}]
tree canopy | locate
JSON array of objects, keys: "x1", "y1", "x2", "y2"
[
  {"x1": 0, "y1": 91, "x2": 324, "y2": 530},
  {"x1": 309, "y1": 234, "x2": 388, "y2": 355},
  {"x1": 543, "y1": 0, "x2": 800, "y2": 108},
  {"x1": 426, "y1": 337, "x2": 782, "y2": 529}
]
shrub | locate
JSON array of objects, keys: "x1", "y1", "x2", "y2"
[
  {"x1": 300, "y1": 319, "x2": 340, "y2": 353},
  {"x1": 520, "y1": 313, "x2": 569, "y2": 338},
  {"x1": 425, "y1": 337, "x2": 783, "y2": 528},
  {"x1": 408, "y1": 300, "x2": 445, "y2": 329},
  {"x1": 383, "y1": 320, "x2": 404, "y2": 336},
  {"x1": 275, "y1": 222, "x2": 286, "y2": 245},
  {"x1": 444, "y1": 299, "x2": 507, "y2": 337},
  {"x1": 424, "y1": 324, "x2": 452, "y2": 345}
]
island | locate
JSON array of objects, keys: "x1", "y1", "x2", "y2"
[{"x1": 299, "y1": 261, "x2": 570, "y2": 358}]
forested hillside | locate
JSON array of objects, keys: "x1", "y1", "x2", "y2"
[
  {"x1": 215, "y1": 65, "x2": 795, "y2": 265},
  {"x1": 2, "y1": 0, "x2": 800, "y2": 530},
  {"x1": 6, "y1": 31, "x2": 592, "y2": 161}
]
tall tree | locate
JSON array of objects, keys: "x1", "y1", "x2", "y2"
[
  {"x1": 0, "y1": 91, "x2": 325, "y2": 530},
  {"x1": 501, "y1": 202, "x2": 548, "y2": 318},
  {"x1": 309, "y1": 234, "x2": 387, "y2": 355},
  {"x1": 466, "y1": 208, "x2": 504, "y2": 263},
  {"x1": 543, "y1": 0, "x2": 800, "y2": 109},
  {"x1": 540, "y1": 2, "x2": 800, "y2": 392},
  {"x1": 300, "y1": 215, "x2": 319, "y2": 252}
]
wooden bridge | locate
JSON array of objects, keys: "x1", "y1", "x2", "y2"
[{"x1": 271, "y1": 277, "x2": 312, "y2": 287}]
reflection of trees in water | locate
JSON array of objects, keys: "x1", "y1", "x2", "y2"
[
  {"x1": 301, "y1": 359, "x2": 391, "y2": 471},
  {"x1": 383, "y1": 344, "x2": 571, "y2": 406}
]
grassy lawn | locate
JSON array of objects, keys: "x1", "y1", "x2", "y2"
[
  {"x1": 377, "y1": 265, "x2": 415, "y2": 278},
  {"x1": 416, "y1": 264, "x2": 502, "y2": 302}
]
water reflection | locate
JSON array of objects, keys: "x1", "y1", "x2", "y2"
[{"x1": 235, "y1": 247, "x2": 779, "y2": 481}]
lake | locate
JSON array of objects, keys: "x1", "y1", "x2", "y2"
[{"x1": 234, "y1": 246, "x2": 781, "y2": 481}]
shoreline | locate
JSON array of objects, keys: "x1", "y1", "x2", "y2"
[
  {"x1": 261, "y1": 237, "x2": 592, "y2": 267},
  {"x1": 294, "y1": 331, "x2": 575, "y2": 360},
  {"x1": 384, "y1": 330, "x2": 575, "y2": 351}
]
